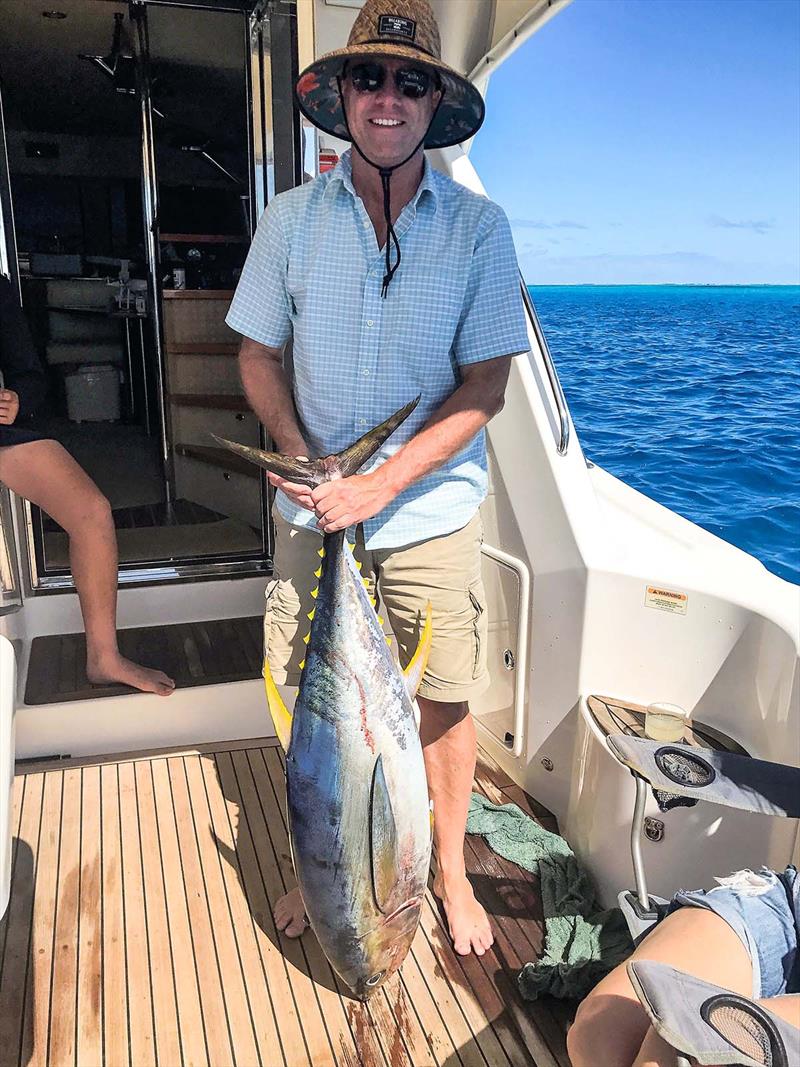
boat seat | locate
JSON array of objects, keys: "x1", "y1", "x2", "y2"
[
  {"x1": 45, "y1": 342, "x2": 123, "y2": 366},
  {"x1": 607, "y1": 734, "x2": 800, "y2": 819},
  {"x1": 604, "y1": 733, "x2": 800, "y2": 942},
  {"x1": 627, "y1": 960, "x2": 800, "y2": 1067}
]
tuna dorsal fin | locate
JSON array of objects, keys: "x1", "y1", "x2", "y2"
[
  {"x1": 263, "y1": 656, "x2": 293, "y2": 751},
  {"x1": 402, "y1": 602, "x2": 433, "y2": 705},
  {"x1": 370, "y1": 755, "x2": 399, "y2": 914}
]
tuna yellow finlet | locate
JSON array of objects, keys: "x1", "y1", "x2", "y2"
[
  {"x1": 310, "y1": 588, "x2": 319, "y2": 600},
  {"x1": 307, "y1": 608, "x2": 316, "y2": 621},
  {"x1": 314, "y1": 565, "x2": 323, "y2": 578},
  {"x1": 302, "y1": 632, "x2": 311, "y2": 644},
  {"x1": 298, "y1": 659, "x2": 305, "y2": 670},
  {"x1": 317, "y1": 547, "x2": 325, "y2": 558}
]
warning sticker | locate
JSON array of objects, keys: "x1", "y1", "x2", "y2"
[{"x1": 645, "y1": 586, "x2": 688, "y2": 615}]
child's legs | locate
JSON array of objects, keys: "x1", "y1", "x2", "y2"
[
  {"x1": 568, "y1": 907, "x2": 753, "y2": 1067},
  {"x1": 0, "y1": 440, "x2": 118, "y2": 658}
]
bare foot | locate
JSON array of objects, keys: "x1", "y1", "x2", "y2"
[
  {"x1": 274, "y1": 886, "x2": 309, "y2": 938},
  {"x1": 87, "y1": 653, "x2": 175, "y2": 696},
  {"x1": 433, "y1": 873, "x2": 494, "y2": 956}
]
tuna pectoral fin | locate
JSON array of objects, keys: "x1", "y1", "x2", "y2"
[
  {"x1": 402, "y1": 602, "x2": 433, "y2": 704},
  {"x1": 370, "y1": 755, "x2": 399, "y2": 914},
  {"x1": 263, "y1": 657, "x2": 293, "y2": 751}
]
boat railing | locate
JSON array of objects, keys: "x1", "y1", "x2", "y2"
[{"x1": 520, "y1": 278, "x2": 570, "y2": 456}]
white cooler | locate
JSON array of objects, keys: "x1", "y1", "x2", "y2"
[{"x1": 65, "y1": 364, "x2": 121, "y2": 422}]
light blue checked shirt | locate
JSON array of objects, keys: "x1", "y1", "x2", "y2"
[{"x1": 226, "y1": 149, "x2": 529, "y2": 549}]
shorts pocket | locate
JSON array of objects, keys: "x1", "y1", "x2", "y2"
[
  {"x1": 467, "y1": 578, "x2": 485, "y2": 679},
  {"x1": 262, "y1": 579, "x2": 279, "y2": 666}
]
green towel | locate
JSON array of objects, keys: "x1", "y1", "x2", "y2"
[{"x1": 466, "y1": 792, "x2": 633, "y2": 1000}]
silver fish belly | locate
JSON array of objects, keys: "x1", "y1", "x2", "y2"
[{"x1": 287, "y1": 531, "x2": 431, "y2": 999}]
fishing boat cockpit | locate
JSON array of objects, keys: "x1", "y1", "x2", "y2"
[{"x1": 0, "y1": 1, "x2": 797, "y2": 1064}]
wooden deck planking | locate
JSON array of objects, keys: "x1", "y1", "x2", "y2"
[
  {"x1": 133, "y1": 760, "x2": 183, "y2": 1067},
  {"x1": 48, "y1": 767, "x2": 81, "y2": 1067},
  {"x1": 0, "y1": 772, "x2": 39, "y2": 1066},
  {"x1": 149, "y1": 757, "x2": 209, "y2": 1067},
  {"x1": 3, "y1": 741, "x2": 571, "y2": 1067}
]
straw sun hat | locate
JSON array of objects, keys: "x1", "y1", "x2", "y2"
[{"x1": 295, "y1": 0, "x2": 486, "y2": 150}]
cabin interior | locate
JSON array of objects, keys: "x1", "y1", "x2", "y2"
[
  {"x1": 0, "y1": 1, "x2": 798, "y2": 1065},
  {"x1": 2, "y1": 0, "x2": 266, "y2": 583}
]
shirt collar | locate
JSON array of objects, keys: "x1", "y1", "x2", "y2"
[{"x1": 325, "y1": 148, "x2": 438, "y2": 214}]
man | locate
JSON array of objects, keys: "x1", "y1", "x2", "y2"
[{"x1": 226, "y1": 0, "x2": 529, "y2": 956}]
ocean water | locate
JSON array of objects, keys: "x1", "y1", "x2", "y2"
[{"x1": 528, "y1": 285, "x2": 800, "y2": 585}]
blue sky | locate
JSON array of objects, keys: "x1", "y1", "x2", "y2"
[{"x1": 470, "y1": 0, "x2": 800, "y2": 285}]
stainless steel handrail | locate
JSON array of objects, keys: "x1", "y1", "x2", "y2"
[{"x1": 520, "y1": 279, "x2": 570, "y2": 456}]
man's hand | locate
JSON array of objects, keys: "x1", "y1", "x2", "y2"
[
  {"x1": 312, "y1": 470, "x2": 395, "y2": 533},
  {"x1": 266, "y1": 456, "x2": 316, "y2": 511},
  {"x1": 0, "y1": 390, "x2": 20, "y2": 426}
]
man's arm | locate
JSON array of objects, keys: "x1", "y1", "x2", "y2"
[
  {"x1": 311, "y1": 354, "x2": 513, "y2": 533},
  {"x1": 238, "y1": 337, "x2": 314, "y2": 510}
]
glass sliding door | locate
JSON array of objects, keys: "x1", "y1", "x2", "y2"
[{"x1": 0, "y1": 0, "x2": 280, "y2": 587}]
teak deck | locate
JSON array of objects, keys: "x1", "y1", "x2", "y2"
[{"x1": 1, "y1": 740, "x2": 572, "y2": 1067}]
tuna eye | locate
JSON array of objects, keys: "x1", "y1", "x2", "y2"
[{"x1": 366, "y1": 971, "x2": 385, "y2": 987}]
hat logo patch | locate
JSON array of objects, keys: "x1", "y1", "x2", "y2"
[{"x1": 377, "y1": 15, "x2": 416, "y2": 41}]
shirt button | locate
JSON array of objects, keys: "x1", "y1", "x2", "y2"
[
  {"x1": 363, "y1": 369, "x2": 370, "y2": 376},
  {"x1": 366, "y1": 319, "x2": 374, "y2": 327},
  {"x1": 359, "y1": 418, "x2": 367, "y2": 425}
]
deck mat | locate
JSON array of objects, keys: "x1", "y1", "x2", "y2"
[{"x1": 24, "y1": 616, "x2": 263, "y2": 704}]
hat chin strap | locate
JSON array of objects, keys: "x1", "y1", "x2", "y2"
[{"x1": 337, "y1": 75, "x2": 443, "y2": 298}]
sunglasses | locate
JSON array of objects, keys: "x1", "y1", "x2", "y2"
[{"x1": 347, "y1": 62, "x2": 437, "y2": 100}]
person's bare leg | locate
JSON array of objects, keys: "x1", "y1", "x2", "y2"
[
  {"x1": 757, "y1": 993, "x2": 800, "y2": 1027},
  {"x1": 630, "y1": 1026, "x2": 679, "y2": 1067},
  {"x1": 0, "y1": 441, "x2": 174, "y2": 695},
  {"x1": 567, "y1": 907, "x2": 753, "y2": 1067},
  {"x1": 418, "y1": 696, "x2": 493, "y2": 956}
]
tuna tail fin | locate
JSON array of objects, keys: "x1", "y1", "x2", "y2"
[
  {"x1": 263, "y1": 657, "x2": 293, "y2": 751},
  {"x1": 211, "y1": 395, "x2": 420, "y2": 485},
  {"x1": 403, "y1": 602, "x2": 433, "y2": 704},
  {"x1": 209, "y1": 438, "x2": 326, "y2": 487},
  {"x1": 333, "y1": 395, "x2": 420, "y2": 478}
]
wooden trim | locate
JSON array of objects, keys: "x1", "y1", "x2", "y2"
[
  {"x1": 161, "y1": 290, "x2": 235, "y2": 299},
  {"x1": 165, "y1": 343, "x2": 239, "y2": 356},
  {"x1": 170, "y1": 393, "x2": 251, "y2": 412},
  {"x1": 15, "y1": 736, "x2": 279, "y2": 776},
  {"x1": 174, "y1": 444, "x2": 262, "y2": 479},
  {"x1": 159, "y1": 235, "x2": 248, "y2": 245}
]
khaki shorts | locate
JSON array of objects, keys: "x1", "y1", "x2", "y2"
[{"x1": 264, "y1": 507, "x2": 489, "y2": 703}]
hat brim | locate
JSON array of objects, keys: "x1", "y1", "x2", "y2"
[{"x1": 296, "y1": 44, "x2": 485, "y2": 150}]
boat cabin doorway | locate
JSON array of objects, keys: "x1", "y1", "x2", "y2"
[{"x1": 0, "y1": 0, "x2": 298, "y2": 590}]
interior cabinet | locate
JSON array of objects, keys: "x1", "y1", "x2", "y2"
[{"x1": 162, "y1": 291, "x2": 263, "y2": 530}]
